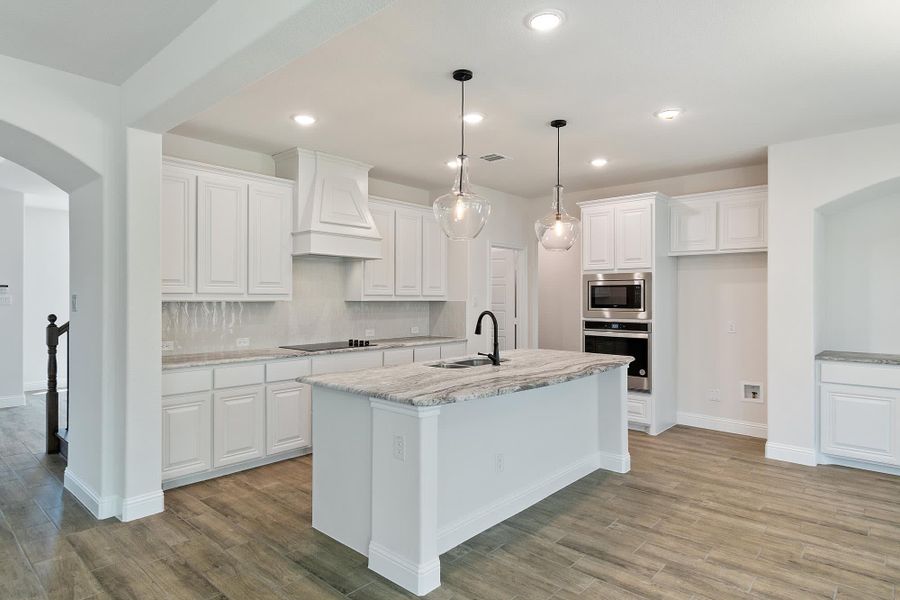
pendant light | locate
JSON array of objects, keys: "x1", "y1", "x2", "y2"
[
  {"x1": 433, "y1": 69, "x2": 491, "y2": 240},
  {"x1": 535, "y1": 119, "x2": 580, "y2": 252}
]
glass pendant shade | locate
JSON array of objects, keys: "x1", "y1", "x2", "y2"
[
  {"x1": 535, "y1": 184, "x2": 580, "y2": 252},
  {"x1": 434, "y1": 155, "x2": 492, "y2": 240}
]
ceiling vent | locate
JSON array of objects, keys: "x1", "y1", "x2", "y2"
[{"x1": 479, "y1": 153, "x2": 510, "y2": 162}]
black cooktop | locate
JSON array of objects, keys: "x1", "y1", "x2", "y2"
[{"x1": 280, "y1": 341, "x2": 378, "y2": 352}]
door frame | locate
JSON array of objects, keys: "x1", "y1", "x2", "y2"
[{"x1": 486, "y1": 241, "x2": 528, "y2": 351}]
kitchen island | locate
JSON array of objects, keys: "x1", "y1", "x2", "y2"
[{"x1": 301, "y1": 349, "x2": 632, "y2": 595}]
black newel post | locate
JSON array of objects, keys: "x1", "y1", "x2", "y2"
[{"x1": 46, "y1": 314, "x2": 60, "y2": 455}]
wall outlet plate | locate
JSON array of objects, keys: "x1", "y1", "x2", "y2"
[
  {"x1": 161, "y1": 341, "x2": 175, "y2": 352},
  {"x1": 707, "y1": 388, "x2": 721, "y2": 402},
  {"x1": 365, "y1": 329, "x2": 375, "y2": 338},
  {"x1": 236, "y1": 338, "x2": 250, "y2": 348},
  {"x1": 392, "y1": 435, "x2": 406, "y2": 462},
  {"x1": 411, "y1": 326, "x2": 420, "y2": 335},
  {"x1": 727, "y1": 321, "x2": 737, "y2": 334}
]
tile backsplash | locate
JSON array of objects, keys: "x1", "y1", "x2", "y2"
[{"x1": 161, "y1": 256, "x2": 447, "y2": 355}]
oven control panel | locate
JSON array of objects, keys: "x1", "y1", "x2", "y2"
[{"x1": 584, "y1": 321, "x2": 651, "y2": 332}]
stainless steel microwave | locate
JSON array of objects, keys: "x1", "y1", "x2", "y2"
[{"x1": 583, "y1": 272, "x2": 651, "y2": 320}]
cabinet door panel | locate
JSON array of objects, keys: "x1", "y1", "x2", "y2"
[
  {"x1": 248, "y1": 182, "x2": 292, "y2": 295},
  {"x1": 421, "y1": 216, "x2": 447, "y2": 297},
  {"x1": 582, "y1": 206, "x2": 615, "y2": 271},
  {"x1": 821, "y1": 384, "x2": 898, "y2": 465},
  {"x1": 197, "y1": 174, "x2": 248, "y2": 295},
  {"x1": 413, "y1": 345, "x2": 441, "y2": 363},
  {"x1": 615, "y1": 202, "x2": 652, "y2": 270},
  {"x1": 162, "y1": 393, "x2": 211, "y2": 480},
  {"x1": 395, "y1": 209, "x2": 423, "y2": 296},
  {"x1": 719, "y1": 193, "x2": 767, "y2": 250},
  {"x1": 266, "y1": 382, "x2": 311, "y2": 455},
  {"x1": 213, "y1": 386, "x2": 264, "y2": 467},
  {"x1": 161, "y1": 167, "x2": 196, "y2": 294},
  {"x1": 364, "y1": 204, "x2": 395, "y2": 296},
  {"x1": 670, "y1": 199, "x2": 716, "y2": 254}
]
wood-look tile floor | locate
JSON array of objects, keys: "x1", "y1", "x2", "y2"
[{"x1": 1, "y1": 421, "x2": 898, "y2": 599}]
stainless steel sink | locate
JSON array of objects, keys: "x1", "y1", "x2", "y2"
[{"x1": 426, "y1": 357, "x2": 509, "y2": 369}]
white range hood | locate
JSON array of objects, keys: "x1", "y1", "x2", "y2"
[{"x1": 273, "y1": 148, "x2": 382, "y2": 259}]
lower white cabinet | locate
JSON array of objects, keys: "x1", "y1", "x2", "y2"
[
  {"x1": 440, "y1": 342, "x2": 468, "y2": 359},
  {"x1": 266, "y1": 382, "x2": 312, "y2": 456},
  {"x1": 161, "y1": 393, "x2": 211, "y2": 480},
  {"x1": 821, "y1": 383, "x2": 899, "y2": 465},
  {"x1": 213, "y1": 385, "x2": 265, "y2": 468},
  {"x1": 414, "y1": 345, "x2": 442, "y2": 362}
]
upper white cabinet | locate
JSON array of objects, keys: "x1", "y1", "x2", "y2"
[
  {"x1": 161, "y1": 158, "x2": 294, "y2": 301},
  {"x1": 579, "y1": 195, "x2": 661, "y2": 272},
  {"x1": 347, "y1": 197, "x2": 448, "y2": 301},
  {"x1": 669, "y1": 186, "x2": 767, "y2": 256}
]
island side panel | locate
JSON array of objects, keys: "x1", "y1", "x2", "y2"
[
  {"x1": 434, "y1": 369, "x2": 626, "y2": 554},
  {"x1": 311, "y1": 387, "x2": 373, "y2": 556},
  {"x1": 595, "y1": 365, "x2": 631, "y2": 473},
  {"x1": 369, "y1": 400, "x2": 441, "y2": 596}
]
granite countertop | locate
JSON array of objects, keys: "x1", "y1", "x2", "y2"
[
  {"x1": 162, "y1": 336, "x2": 466, "y2": 370},
  {"x1": 816, "y1": 350, "x2": 900, "y2": 366},
  {"x1": 300, "y1": 349, "x2": 633, "y2": 407}
]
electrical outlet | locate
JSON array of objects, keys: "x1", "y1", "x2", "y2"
[
  {"x1": 236, "y1": 338, "x2": 250, "y2": 348},
  {"x1": 495, "y1": 453, "x2": 505, "y2": 473},
  {"x1": 392, "y1": 435, "x2": 406, "y2": 462},
  {"x1": 71, "y1": 294, "x2": 78, "y2": 312},
  {"x1": 727, "y1": 321, "x2": 737, "y2": 334},
  {"x1": 411, "y1": 326, "x2": 420, "y2": 335},
  {"x1": 161, "y1": 341, "x2": 175, "y2": 352},
  {"x1": 365, "y1": 329, "x2": 375, "y2": 339},
  {"x1": 707, "y1": 388, "x2": 721, "y2": 402}
]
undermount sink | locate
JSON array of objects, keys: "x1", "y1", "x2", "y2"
[{"x1": 427, "y1": 357, "x2": 509, "y2": 369}]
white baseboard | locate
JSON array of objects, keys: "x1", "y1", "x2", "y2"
[
  {"x1": 0, "y1": 394, "x2": 25, "y2": 408},
  {"x1": 436, "y1": 452, "x2": 606, "y2": 554},
  {"x1": 596, "y1": 450, "x2": 631, "y2": 474},
  {"x1": 64, "y1": 468, "x2": 120, "y2": 519},
  {"x1": 819, "y1": 454, "x2": 900, "y2": 476},
  {"x1": 677, "y1": 411, "x2": 768, "y2": 439},
  {"x1": 23, "y1": 378, "x2": 67, "y2": 392},
  {"x1": 368, "y1": 542, "x2": 440, "y2": 596},
  {"x1": 765, "y1": 441, "x2": 817, "y2": 466},
  {"x1": 121, "y1": 490, "x2": 164, "y2": 522}
]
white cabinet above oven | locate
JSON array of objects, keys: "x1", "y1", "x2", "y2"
[{"x1": 578, "y1": 194, "x2": 665, "y2": 273}]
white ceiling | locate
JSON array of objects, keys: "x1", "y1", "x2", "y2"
[
  {"x1": 172, "y1": 0, "x2": 900, "y2": 197},
  {"x1": 0, "y1": 0, "x2": 215, "y2": 83},
  {"x1": 0, "y1": 158, "x2": 69, "y2": 210}
]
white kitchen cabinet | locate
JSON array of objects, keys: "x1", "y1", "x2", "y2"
[
  {"x1": 581, "y1": 205, "x2": 615, "y2": 271},
  {"x1": 266, "y1": 381, "x2": 311, "y2": 456},
  {"x1": 614, "y1": 201, "x2": 653, "y2": 270},
  {"x1": 394, "y1": 208, "x2": 423, "y2": 296},
  {"x1": 311, "y1": 350, "x2": 384, "y2": 375},
  {"x1": 197, "y1": 173, "x2": 248, "y2": 296},
  {"x1": 821, "y1": 383, "x2": 898, "y2": 465},
  {"x1": 213, "y1": 385, "x2": 265, "y2": 468},
  {"x1": 162, "y1": 393, "x2": 211, "y2": 481},
  {"x1": 363, "y1": 203, "x2": 396, "y2": 296},
  {"x1": 669, "y1": 198, "x2": 717, "y2": 254},
  {"x1": 414, "y1": 345, "x2": 442, "y2": 363},
  {"x1": 440, "y1": 342, "x2": 468, "y2": 359},
  {"x1": 248, "y1": 182, "x2": 292, "y2": 296},
  {"x1": 160, "y1": 166, "x2": 196, "y2": 294},
  {"x1": 718, "y1": 193, "x2": 767, "y2": 250},
  {"x1": 383, "y1": 348, "x2": 415, "y2": 366},
  {"x1": 421, "y1": 217, "x2": 448, "y2": 297}
]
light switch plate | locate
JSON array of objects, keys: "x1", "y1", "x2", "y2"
[
  {"x1": 365, "y1": 329, "x2": 375, "y2": 338},
  {"x1": 236, "y1": 338, "x2": 250, "y2": 348},
  {"x1": 411, "y1": 326, "x2": 420, "y2": 335}
]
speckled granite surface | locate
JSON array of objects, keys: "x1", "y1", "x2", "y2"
[
  {"x1": 162, "y1": 336, "x2": 466, "y2": 369},
  {"x1": 816, "y1": 350, "x2": 900, "y2": 366},
  {"x1": 300, "y1": 349, "x2": 633, "y2": 407}
]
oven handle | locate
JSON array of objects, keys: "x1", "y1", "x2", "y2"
[{"x1": 583, "y1": 330, "x2": 650, "y2": 339}]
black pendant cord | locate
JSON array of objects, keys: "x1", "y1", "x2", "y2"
[
  {"x1": 556, "y1": 125, "x2": 561, "y2": 216},
  {"x1": 459, "y1": 78, "x2": 465, "y2": 193}
]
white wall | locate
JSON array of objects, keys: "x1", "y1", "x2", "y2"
[
  {"x1": 821, "y1": 191, "x2": 900, "y2": 354},
  {"x1": 23, "y1": 204, "x2": 69, "y2": 390},
  {"x1": 767, "y1": 121, "x2": 900, "y2": 466},
  {"x1": 0, "y1": 189, "x2": 25, "y2": 407}
]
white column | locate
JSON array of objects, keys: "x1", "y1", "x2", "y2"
[
  {"x1": 595, "y1": 367, "x2": 631, "y2": 473},
  {"x1": 368, "y1": 399, "x2": 441, "y2": 596}
]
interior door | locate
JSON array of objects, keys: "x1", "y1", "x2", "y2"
[{"x1": 490, "y1": 247, "x2": 517, "y2": 350}]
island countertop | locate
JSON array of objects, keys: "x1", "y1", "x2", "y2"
[{"x1": 299, "y1": 349, "x2": 632, "y2": 406}]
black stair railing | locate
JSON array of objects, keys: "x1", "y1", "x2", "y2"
[{"x1": 46, "y1": 314, "x2": 69, "y2": 459}]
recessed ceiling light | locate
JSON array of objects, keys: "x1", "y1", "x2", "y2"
[
  {"x1": 527, "y1": 9, "x2": 565, "y2": 32},
  {"x1": 654, "y1": 108, "x2": 682, "y2": 121},
  {"x1": 590, "y1": 158, "x2": 608, "y2": 168},
  {"x1": 292, "y1": 114, "x2": 316, "y2": 126},
  {"x1": 463, "y1": 112, "x2": 484, "y2": 124}
]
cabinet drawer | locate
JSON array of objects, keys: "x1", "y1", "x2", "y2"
[
  {"x1": 441, "y1": 342, "x2": 468, "y2": 359},
  {"x1": 312, "y1": 350, "x2": 383, "y2": 375},
  {"x1": 214, "y1": 363, "x2": 265, "y2": 389},
  {"x1": 162, "y1": 369, "x2": 211, "y2": 396},
  {"x1": 820, "y1": 361, "x2": 900, "y2": 389},
  {"x1": 383, "y1": 348, "x2": 414, "y2": 366},
  {"x1": 627, "y1": 395, "x2": 650, "y2": 424},
  {"x1": 413, "y1": 345, "x2": 442, "y2": 363},
  {"x1": 266, "y1": 358, "x2": 311, "y2": 382}
]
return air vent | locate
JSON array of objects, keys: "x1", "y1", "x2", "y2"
[{"x1": 480, "y1": 153, "x2": 510, "y2": 162}]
